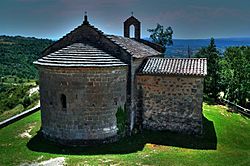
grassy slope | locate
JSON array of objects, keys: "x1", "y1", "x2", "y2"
[
  {"x1": 0, "y1": 104, "x2": 24, "y2": 122},
  {"x1": 0, "y1": 103, "x2": 249, "y2": 166}
]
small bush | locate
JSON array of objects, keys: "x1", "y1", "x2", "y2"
[
  {"x1": 22, "y1": 96, "x2": 31, "y2": 108},
  {"x1": 116, "y1": 106, "x2": 128, "y2": 135}
]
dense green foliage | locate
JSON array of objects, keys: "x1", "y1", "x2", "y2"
[
  {"x1": 0, "y1": 84, "x2": 30, "y2": 113},
  {"x1": 0, "y1": 78, "x2": 39, "y2": 121},
  {"x1": 0, "y1": 36, "x2": 50, "y2": 120},
  {"x1": 195, "y1": 39, "x2": 249, "y2": 108},
  {"x1": 0, "y1": 103, "x2": 249, "y2": 165},
  {"x1": 0, "y1": 35, "x2": 53, "y2": 79},
  {"x1": 148, "y1": 24, "x2": 173, "y2": 50},
  {"x1": 195, "y1": 38, "x2": 221, "y2": 99},
  {"x1": 220, "y1": 46, "x2": 250, "y2": 107},
  {"x1": 116, "y1": 106, "x2": 128, "y2": 135}
]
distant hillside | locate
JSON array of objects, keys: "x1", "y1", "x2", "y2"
[
  {"x1": 144, "y1": 37, "x2": 250, "y2": 57},
  {"x1": 165, "y1": 38, "x2": 250, "y2": 57},
  {"x1": 0, "y1": 36, "x2": 54, "y2": 79},
  {"x1": 1, "y1": 35, "x2": 250, "y2": 79}
]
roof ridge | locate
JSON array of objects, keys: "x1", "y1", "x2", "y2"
[
  {"x1": 41, "y1": 23, "x2": 107, "y2": 56},
  {"x1": 149, "y1": 57, "x2": 207, "y2": 60},
  {"x1": 106, "y1": 35, "x2": 161, "y2": 58},
  {"x1": 41, "y1": 21, "x2": 161, "y2": 59}
]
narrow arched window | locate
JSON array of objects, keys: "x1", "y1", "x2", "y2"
[{"x1": 61, "y1": 94, "x2": 67, "y2": 109}]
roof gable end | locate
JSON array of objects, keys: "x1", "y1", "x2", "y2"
[{"x1": 124, "y1": 16, "x2": 140, "y2": 25}]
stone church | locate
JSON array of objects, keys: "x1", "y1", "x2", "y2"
[{"x1": 34, "y1": 14, "x2": 207, "y2": 145}]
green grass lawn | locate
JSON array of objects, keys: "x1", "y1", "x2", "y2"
[{"x1": 0, "y1": 103, "x2": 249, "y2": 166}]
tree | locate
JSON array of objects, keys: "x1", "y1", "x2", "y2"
[
  {"x1": 221, "y1": 46, "x2": 250, "y2": 108},
  {"x1": 147, "y1": 24, "x2": 173, "y2": 50},
  {"x1": 0, "y1": 35, "x2": 53, "y2": 79},
  {"x1": 23, "y1": 96, "x2": 31, "y2": 108},
  {"x1": 195, "y1": 38, "x2": 221, "y2": 99},
  {"x1": 187, "y1": 45, "x2": 192, "y2": 58}
]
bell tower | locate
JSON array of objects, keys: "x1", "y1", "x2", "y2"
[{"x1": 124, "y1": 13, "x2": 141, "y2": 40}]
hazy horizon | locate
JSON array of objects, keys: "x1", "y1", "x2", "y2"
[
  {"x1": 1, "y1": 34, "x2": 250, "y2": 41},
  {"x1": 0, "y1": 0, "x2": 250, "y2": 39}
]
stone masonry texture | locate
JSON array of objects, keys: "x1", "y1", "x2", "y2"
[
  {"x1": 38, "y1": 66, "x2": 127, "y2": 145},
  {"x1": 35, "y1": 16, "x2": 206, "y2": 145},
  {"x1": 136, "y1": 75, "x2": 204, "y2": 135}
]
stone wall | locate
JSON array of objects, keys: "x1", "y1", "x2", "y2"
[
  {"x1": 129, "y1": 58, "x2": 144, "y2": 131},
  {"x1": 38, "y1": 66, "x2": 127, "y2": 145},
  {"x1": 40, "y1": 24, "x2": 134, "y2": 133},
  {"x1": 136, "y1": 75, "x2": 204, "y2": 135}
]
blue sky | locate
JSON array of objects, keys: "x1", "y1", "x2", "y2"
[{"x1": 0, "y1": 0, "x2": 249, "y2": 39}]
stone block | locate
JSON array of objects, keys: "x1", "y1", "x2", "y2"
[{"x1": 136, "y1": 75, "x2": 204, "y2": 135}]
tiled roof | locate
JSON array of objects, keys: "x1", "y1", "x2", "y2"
[
  {"x1": 106, "y1": 35, "x2": 161, "y2": 58},
  {"x1": 139, "y1": 58, "x2": 207, "y2": 76},
  {"x1": 34, "y1": 43, "x2": 127, "y2": 67},
  {"x1": 41, "y1": 23, "x2": 106, "y2": 57}
]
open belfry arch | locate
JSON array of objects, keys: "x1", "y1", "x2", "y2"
[{"x1": 124, "y1": 13, "x2": 141, "y2": 40}]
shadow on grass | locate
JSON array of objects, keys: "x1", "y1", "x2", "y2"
[
  {"x1": 203, "y1": 95, "x2": 218, "y2": 105},
  {"x1": 27, "y1": 116, "x2": 217, "y2": 155}
]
